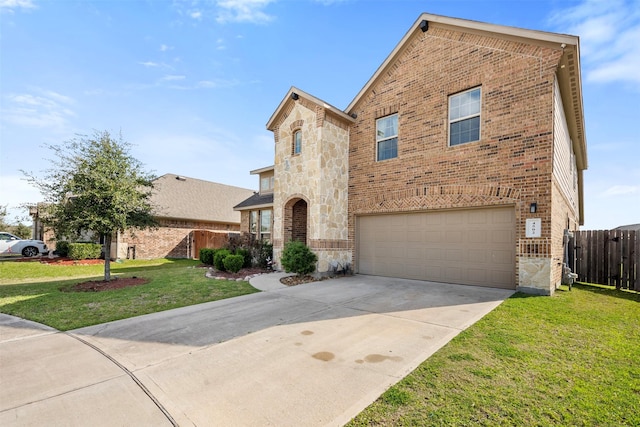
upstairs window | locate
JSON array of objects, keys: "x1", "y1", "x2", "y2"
[
  {"x1": 293, "y1": 130, "x2": 302, "y2": 155},
  {"x1": 376, "y1": 114, "x2": 398, "y2": 161},
  {"x1": 449, "y1": 87, "x2": 481, "y2": 146},
  {"x1": 260, "y1": 176, "x2": 274, "y2": 192}
]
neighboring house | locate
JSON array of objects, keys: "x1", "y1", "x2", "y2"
[
  {"x1": 31, "y1": 174, "x2": 254, "y2": 259},
  {"x1": 233, "y1": 165, "x2": 274, "y2": 241},
  {"x1": 240, "y1": 13, "x2": 587, "y2": 295},
  {"x1": 116, "y1": 174, "x2": 254, "y2": 259},
  {"x1": 614, "y1": 224, "x2": 640, "y2": 232}
]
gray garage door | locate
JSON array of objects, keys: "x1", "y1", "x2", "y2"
[{"x1": 357, "y1": 207, "x2": 516, "y2": 289}]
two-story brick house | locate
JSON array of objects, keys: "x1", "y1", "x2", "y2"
[{"x1": 238, "y1": 13, "x2": 586, "y2": 295}]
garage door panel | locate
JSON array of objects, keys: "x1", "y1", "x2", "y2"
[
  {"x1": 444, "y1": 268, "x2": 462, "y2": 282},
  {"x1": 446, "y1": 211, "x2": 464, "y2": 225},
  {"x1": 468, "y1": 209, "x2": 488, "y2": 223},
  {"x1": 468, "y1": 249, "x2": 488, "y2": 263},
  {"x1": 492, "y1": 249, "x2": 513, "y2": 265},
  {"x1": 425, "y1": 248, "x2": 443, "y2": 260},
  {"x1": 467, "y1": 268, "x2": 487, "y2": 283},
  {"x1": 492, "y1": 229, "x2": 513, "y2": 244},
  {"x1": 446, "y1": 231, "x2": 464, "y2": 244},
  {"x1": 468, "y1": 230, "x2": 487, "y2": 243},
  {"x1": 357, "y1": 207, "x2": 515, "y2": 289},
  {"x1": 493, "y1": 209, "x2": 514, "y2": 223},
  {"x1": 425, "y1": 231, "x2": 443, "y2": 243}
]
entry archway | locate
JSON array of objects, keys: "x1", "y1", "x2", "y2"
[{"x1": 283, "y1": 197, "x2": 308, "y2": 245}]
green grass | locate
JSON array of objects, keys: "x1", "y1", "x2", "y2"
[
  {"x1": 348, "y1": 284, "x2": 640, "y2": 426},
  {"x1": 0, "y1": 258, "x2": 259, "y2": 330}
]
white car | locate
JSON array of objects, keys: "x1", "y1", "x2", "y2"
[{"x1": 0, "y1": 232, "x2": 48, "y2": 257}]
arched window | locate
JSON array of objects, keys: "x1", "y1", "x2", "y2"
[{"x1": 293, "y1": 130, "x2": 302, "y2": 155}]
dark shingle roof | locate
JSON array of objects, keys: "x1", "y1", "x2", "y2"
[{"x1": 234, "y1": 193, "x2": 274, "y2": 210}]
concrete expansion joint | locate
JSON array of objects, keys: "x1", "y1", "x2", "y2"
[
  {"x1": 376, "y1": 311, "x2": 464, "y2": 331},
  {"x1": 0, "y1": 330, "x2": 57, "y2": 345},
  {"x1": 65, "y1": 332, "x2": 179, "y2": 427}
]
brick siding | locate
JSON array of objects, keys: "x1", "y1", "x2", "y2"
[
  {"x1": 121, "y1": 218, "x2": 239, "y2": 259},
  {"x1": 347, "y1": 25, "x2": 566, "y2": 287}
]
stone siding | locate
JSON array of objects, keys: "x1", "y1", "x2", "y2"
[{"x1": 272, "y1": 101, "x2": 351, "y2": 272}]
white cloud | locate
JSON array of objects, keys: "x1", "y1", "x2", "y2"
[
  {"x1": 139, "y1": 61, "x2": 161, "y2": 67},
  {"x1": 161, "y1": 74, "x2": 186, "y2": 81},
  {"x1": 1, "y1": 88, "x2": 75, "y2": 129},
  {"x1": 549, "y1": 0, "x2": 640, "y2": 88},
  {"x1": 0, "y1": 0, "x2": 36, "y2": 13},
  {"x1": 312, "y1": 0, "x2": 349, "y2": 5},
  {"x1": 160, "y1": 44, "x2": 173, "y2": 52},
  {"x1": 196, "y1": 78, "x2": 239, "y2": 88},
  {"x1": 602, "y1": 185, "x2": 639, "y2": 196},
  {"x1": 215, "y1": 0, "x2": 275, "y2": 24},
  {"x1": 171, "y1": 0, "x2": 275, "y2": 25}
]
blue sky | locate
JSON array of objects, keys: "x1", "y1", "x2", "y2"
[{"x1": 1, "y1": 0, "x2": 638, "y2": 230}]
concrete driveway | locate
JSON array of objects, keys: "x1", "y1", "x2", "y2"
[{"x1": 0, "y1": 275, "x2": 513, "y2": 426}]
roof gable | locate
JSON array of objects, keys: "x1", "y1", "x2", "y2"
[
  {"x1": 266, "y1": 86, "x2": 355, "y2": 131},
  {"x1": 345, "y1": 13, "x2": 586, "y2": 170},
  {"x1": 151, "y1": 174, "x2": 254, "y2": 224}
]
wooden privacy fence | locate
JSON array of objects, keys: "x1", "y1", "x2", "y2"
[
  {"x1": 569, "y1": 230, "x2": 638, "y2": 291},
  {"x1": 191, "y1": 230, "x2": 231, "y2": 259}
]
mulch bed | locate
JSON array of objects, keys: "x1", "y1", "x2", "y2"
[
  {"x1": 64, "y1": 276, "x2": 149, "y2": 292},
  {"x1": 205, "y1": 267, "x2": 273, "y2": 280},
  {"x1": 280, "y1": 275, "x2": 329, "y2": 286}
]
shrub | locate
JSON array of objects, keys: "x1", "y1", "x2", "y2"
[
  {"x1": 235, "y1": 248, "x2": 252, "y2": 268},
  {"x1": 213, "y1": 249, "x2": 231, "y2": 271},
  {"x1": 67, "y1": 243, "x2": 102, "y2": 260},
  {"x1": 224, "y1": 233, "x2": 273, "y2": 269},
  {"x1": 199, "y1": 248, "x2": 217, "y2": 265},
  {"x1": 257, "y1": 241, "x2": 273, "y2": 269},
  {"x1": 223, "y1": 254, "x2": 244, "y2": 273},
  {"x1": 280, "y1": 241, "x2": 317, "y2": 276},
  {"x1": 55, "y1": 241, "x2": 70, "y2": 257}
]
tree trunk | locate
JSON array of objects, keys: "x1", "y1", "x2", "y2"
[{"x1": 104, "y1": 233, "x2": 112, "y2": 281}]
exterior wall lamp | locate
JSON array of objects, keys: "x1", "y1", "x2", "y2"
[{"x1": 530, "y1": 202, "x2": 537, "y2": 213}]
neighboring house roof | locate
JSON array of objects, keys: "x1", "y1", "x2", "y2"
[
  {"x1": 233, "y1": 193, "x2": 274, "y2": 211},
  {"x1": 151, "y1": 174, "x2": 254, "y2": 224},
  {"x1": 614, "y1": 224, "x2": 640, "y2": 231}
]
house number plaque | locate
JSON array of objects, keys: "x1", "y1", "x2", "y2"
[{"x1": 526, "y1": 218, "x2": 542, "y2": 238}]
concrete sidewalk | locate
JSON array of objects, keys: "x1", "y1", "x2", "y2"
[{"x1": 0, "y1": 275, "x2": 513, "y2": 426}]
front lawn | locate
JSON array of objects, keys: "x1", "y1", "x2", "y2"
[
  {"x1": 349, "y1": 284, "x2": 640, "y2": 426},
  {"x1": 0, "y1": 258, "x2": 259, "y2": 330}
]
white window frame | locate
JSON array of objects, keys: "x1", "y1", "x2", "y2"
[
  {"x1": 293, "y1": 130, "x2": 302, "y2": 155},
  {"x1": 376, "y1": 113, "x2": 398, "y2": 161},
  {"x1": 259, "y1": 209, "x2": 272, "y2": 241},
  {"x1": 448, "y1": 87, "x2": 482, "y2": 146},
  {"x1": 260, "y1": 176, "x2": 274, "y2": 192},
  {"x1": 249, "y1": 211, "x2": 258, "y2": 234}
]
